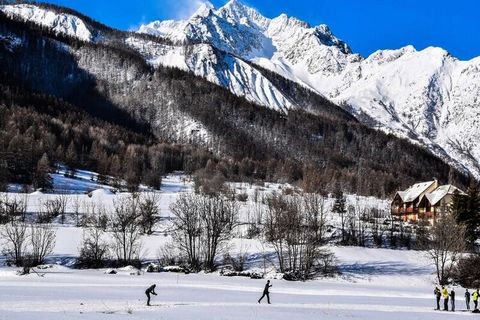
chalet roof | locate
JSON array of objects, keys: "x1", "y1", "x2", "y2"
[
  {"x1": 426, "y1": 185, "x2": 466, "y2": 206},
  {"x1": 398, "y1": 180, "x2": 436, "y2": 203}
]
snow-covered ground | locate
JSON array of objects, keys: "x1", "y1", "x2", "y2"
[
  {"x1": 0, "y1": 171, "x2": 470, "y2": 319},
  {"x1": 0, "y1": 247, "x2": 469, "y2": 320}
]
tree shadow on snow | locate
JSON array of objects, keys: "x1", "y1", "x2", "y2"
[{"x1": 339, "y1": 261, "x2": 431, "y2": 276}]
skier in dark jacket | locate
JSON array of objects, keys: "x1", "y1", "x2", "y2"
[
  {"x1": 466, "y1": 289, "x2": 471, "y2": 310},
  {"x1": 450, "y1": 288, "x2": 455, "y2": 312},
  {"x1": 434, "y1": 287, "x2": 441, "y2": 310},
  {"x1": 258, "y1": 280, "x2": 272, "y2": 304},
  {"x1": 145, "y1": 284, "x2": 157, "y2": 306}
]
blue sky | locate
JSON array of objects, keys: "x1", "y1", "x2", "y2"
[{"x1": 43, "y1": 0, "x2": 480, "y2": 60}]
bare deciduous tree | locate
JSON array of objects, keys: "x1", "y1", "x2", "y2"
[
  {"x1": 425, "y1": 214, "x2": 466, "y2": 285},
  {"x1": 29, "y1": 224, "x2": 56, "y2": 266},
  {"x1": 263, "y1": 193, "x2": 332, "y2": 280},
  {"x1": 170, "y1": 193, "x2": 203, "y2": 271},
  {"x1": 200, "y1": 194, "x2": 238, "y2": 271},
  {"x1": 332, "y1": 191, "x2": 347, "y2": 244},
  {"x1": 301, "y1": 193, "x2": 328, "y2": 277},
  {"x1": 78, "y1": 226, "x2": 110, "y2": 268},
  {"x1": 0, "y1": 220, "x2": 28, "y2": 265},
  {"x1": 170, "y1": 193, "x2": 238, "y2": 271},
  {"x1": 110, "y1": 195, "x2": 142, "y2": 264},
  {"x1": 56, "y1": 194, "x2": 69, "y2": 224},
  {"x1": 72, "y1": 195, "x2": 82, "y2": 227},
  {"x1": 139, "y1": 192, "x2": 160, "y2": 235}
]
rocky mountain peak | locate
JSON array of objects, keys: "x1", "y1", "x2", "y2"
[{"x1": 190, "y1": 1, "x2": 215, "y2": 19}]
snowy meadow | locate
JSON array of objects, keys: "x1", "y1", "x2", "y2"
[{"x1": 0, "y1": 171, "x2": 473, "y2": 319}]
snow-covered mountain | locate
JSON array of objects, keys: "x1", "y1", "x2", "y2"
[
  {"x1": 1, "y1": 4, "x2": 94, "y2": 41},
  {"x1": 137, "y1": 0, "x2": 480, "y2": 178},
  {"x1": 1, "y1": 1, "x2": 479, "y2": 179}
]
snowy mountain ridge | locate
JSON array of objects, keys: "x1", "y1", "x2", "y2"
[
  {"x1": 1, "y1": 4, "x2": 94, "y2": 41},
  {"x1": 137, "y1": 0, "x2": 480, "y2": 178},
  {"x1": 1, "y1": 2, "x2": 479, "y2": 179}
]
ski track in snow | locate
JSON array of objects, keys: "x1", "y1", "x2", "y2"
[
  {"x1": 0, "y1": 171, "x2": 467, "y2": 320},
  {"x1": 0, "y1": 270, "x2": 472, "y2": 319}
]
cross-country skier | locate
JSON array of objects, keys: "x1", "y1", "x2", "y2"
[
  {"x1": 434, "y1": 287, "x2": 441, "y2": 310},
  {"x1": 441, "y1": 286, "x2": 449, "y2": 311},
  {"x1": 145, "y1": 284, "x2": 157, "y2": 306},
  {"x1": 466, "y1": 289, "x2": 471, "y2": 310},
  {"x1": 450, "y1": 288, "x2": 455, "y2": 312},
  {"x1": 473, "y1": 289, "x2": 479, "y2": 310},
  {"x1": 258, "y1": 280, "x2": 272, "y2": 304}
]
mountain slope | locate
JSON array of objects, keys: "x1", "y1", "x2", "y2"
[
  {"x1": 135, "y1": 0, "x2": 480, "y2": 178},
  {"x1": 0, "y1": 3, "x2": 469, "y2": 197},
  {"x1": 1, "y1": 3, "x2": 94, "y2": 41}
]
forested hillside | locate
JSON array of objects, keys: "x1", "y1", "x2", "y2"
[{"x1": 0, "y1": 8, "x2": 469, "y2": 197}]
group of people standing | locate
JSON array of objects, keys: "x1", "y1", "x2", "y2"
[{"x1": 434, "y1": 286, "x2": 479, "y2": 312}]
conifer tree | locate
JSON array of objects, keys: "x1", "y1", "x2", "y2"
[
  {"x1": 332, "y1": 190, "x2": 347, "y2": 243},
  {"x1": 454, "y1": 181, "x2": 480, "y2": 249},
  {"x1": 33, "y1": 153, "x2": 53, "y2": 191}
]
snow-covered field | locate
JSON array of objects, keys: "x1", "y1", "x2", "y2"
[
  {"x1": 0, "y1": 247, "x2": 470, "y2": 320},
  {"x1": 0, "y1": 172, "x2": 472, "y2": 319}
]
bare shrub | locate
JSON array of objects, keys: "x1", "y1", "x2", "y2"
[
  {"x1": 424, "y1": 214, "x2": 466, "y2": 285},
  {"x1": 29, "y1": 224, "x2": 56, "y2": 266},
  {"x1": 223, "y1": 246, "x2": 250, "y2": 272},
  {"x1": 0, "y1": 220, "x2": 28, "y2": 265},
  {"x1": 317, "y1": 249, "x2": 339, "y2": 276},
  {"x1": 0, "y1": 194, "x2": 27, "y2": 224},
  {"x1": 156, "y1": 241, "x2": 184, "y2": 267},
  {"x1": 194, "y1": 170, "x2": 227, "y2": 195},
  {"x1": 37, "y1": 197, "x2": 66, "y2": 223},
  {"x1": 77, "y1": 226, "x2": 110, "y2": 268}
]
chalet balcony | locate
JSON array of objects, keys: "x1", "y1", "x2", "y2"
[
  {"x1": 418, "y1": 211, "x2": 435, "y2": 220},
  {"x1": 391, "y1": 207, "x2": 416, "y2": 215}
]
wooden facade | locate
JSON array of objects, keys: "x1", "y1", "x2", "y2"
[{"x1": 390, "y1": 180, "x2": 465, "y2": 223}]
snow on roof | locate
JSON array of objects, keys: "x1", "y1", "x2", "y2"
[
  {"x1": 426, "y1": 185, "x2": 466, "y2": 206},
  {"x1": 398, "y1": 181, "x2": 435, "y2": 203}
]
